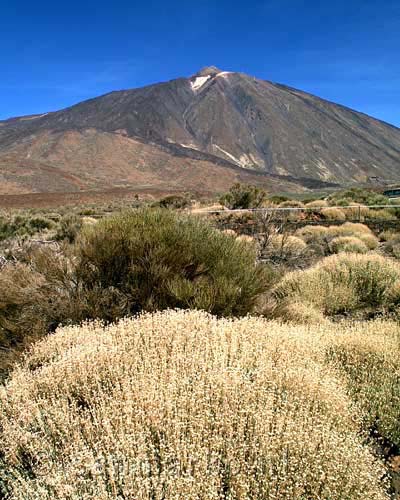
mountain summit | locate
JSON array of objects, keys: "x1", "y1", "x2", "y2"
[
  {"x1": 0, "y1": 67, "x2": 399, "y2": 196},
  {"x1": 194, "y1": 66, "x2": 222, "y2": 77}
]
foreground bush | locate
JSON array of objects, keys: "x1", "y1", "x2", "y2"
[
  {"x1": 76, "y1": 209, "x2": 270, "y2": 317},
  {"x1": 273, "y1": 253, "x2": 400, "y2": 317},
  {"x1": 0, "y1": 311, "x2": 387, "y2": 499},
  {"x1": 326, "y1": 321, "x2": 400, "y2": 452}
]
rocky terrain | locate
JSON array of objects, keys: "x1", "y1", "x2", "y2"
[{"x1": 0, "y1": 65, "x2": 399, "y2": 195}]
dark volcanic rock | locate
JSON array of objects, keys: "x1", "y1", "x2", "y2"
[{"x1": 0, "y1": 67, "x2": 399, "y2": 194}]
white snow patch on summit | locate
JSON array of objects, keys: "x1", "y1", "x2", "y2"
[
  {"x1": 216, "y1": 72, "x2": 233, "y2": 78},
  {"x1": 191, "y1": 76, "x2": 211, "y2": 91}
]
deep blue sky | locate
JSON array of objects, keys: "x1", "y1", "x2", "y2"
[{"x1": 1, "y1": 0, "x2": 399, "y2": 126}]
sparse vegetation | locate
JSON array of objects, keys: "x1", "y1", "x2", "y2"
[{"x1": 0, "y1": 191, "x2": 400, "y2": 498}]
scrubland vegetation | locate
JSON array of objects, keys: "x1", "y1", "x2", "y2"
[
  {"x1": 0, "y1": 185, "x2": 400, "y2": 498},
  {"x1": 0, "y1": 311, "x2": 393, "y2": 499}
]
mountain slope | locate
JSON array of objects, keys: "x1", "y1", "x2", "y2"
[{"x1": 0, "y1": 65, "x2": 399, "y2": 195}]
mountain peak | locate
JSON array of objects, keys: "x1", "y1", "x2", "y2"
[{"x1": 195, "y1": 66, "x2": 222, "y2": 77}]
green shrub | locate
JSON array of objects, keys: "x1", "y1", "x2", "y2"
[
  {"x1": 267, "y1": 195, "x2": 289, "y2": 204},
  {"x1": 75, "y1": 208, "x2": 271, "y2": 317},
  {"x1": 157, "y1": 194, "x2": 191, "y2": 209},
  {"x1": 219, "y1": 183, "x2": 267, "y2": 209},
  {"x1": 328, "y1": 188, "x2": 390, "y2": 207},
  {"x1": 0, "y1": 214, "x2": 54, "y2": 241},
  {"x1": 55, "y1": 214, "x2": 83, "y2": 243}
]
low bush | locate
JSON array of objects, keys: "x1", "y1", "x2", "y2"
[
  {"x1": 75, "y1": 208, "x2": 271, "y2": 317},
  {"x1": 379, "y1": 230, "x2": 398, "y2": 242},
  {"x1": 261, "y1": 234, "x2": 308, "y2": 265},
  {"x1": 0, "y1": 214, "x2": 54, "y2": 241},
  {"x1": 343, "y1": 204, "x2": 370, "y2": 221},
  {"x1": 329, "y1": 236, "x2": 368, "y2": 254},
  {"x1": 320, "y1": 207, "x2": 346, "y2": 220},
  {"x1": 267, "y1": 194, "x2": 289, "y2": 204},
  {"x1": 331, "y1": 222, "x2": 375, "y2": 236},
  {"x1": 367, "y1": 208, "x2": 396, "y2": 221},
  {"x1": 305, "y1": 199, "x2": 329, "y2": 208},
  {"x1": 381, "y1": 232, "x2": 400, "y2": 259},
  {"x1": 219, "y1": 183, "x2": 267, "y2": 209},
  {"x1": 278, "y1": 200, "x2": 305, "y2": 208},
  {"x1": 271, "y1": 300, "x2": 327, "y2": 324},
  {"x1": 0, "y1": 311, "x2": 387, "y2": 499},
  {"x1": 295, "y1": 225, "x2": 328, "y2": 244},
  {"x1": 157, "y1": 194, "x2": 191, "y2": 209},
  {"x1": 273, "y1": 253, "x2": 400, "y2": 317},
  {"x1": 328, "y1": 188, "x2": 390, "y2": 207},
  {"x1": 55, "y1": 214, "x2": 83, "y2": 243}
]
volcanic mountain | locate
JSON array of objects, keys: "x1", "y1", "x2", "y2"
[{"x1": 0, "y1": 65, "x2": 399, "y2": 197}]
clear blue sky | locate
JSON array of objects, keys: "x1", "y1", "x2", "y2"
[{"x1": 1, "y1": 0, "x2": 399, "y2": 126}]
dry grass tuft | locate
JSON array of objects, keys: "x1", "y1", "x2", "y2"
[{"x1": 0, "y1": 310, "x2": 388, "y2": 499}]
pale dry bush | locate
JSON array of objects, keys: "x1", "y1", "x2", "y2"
[
  {"x1": 271, "y1": 300, "x2": 327, "y2": 325},
  {"x1": 295, "y1": 225, "x2": 328, "y2": 244},
  {"x1": 379, "y1": 230, "x2": 398, "y2": 242},
  {"x1": 81, "y1": 216, "x2": 98, "y2": 226},
  {"x1": 221, "y1": 229, "x2": 237, "y2": 237},
  {"x1": 278, "y1": 200, "x2": 305, "y2": 209},
  {"x1": 326, "y1": 320, "x2": 400, "y2": 450},
  {"x1": 379, "y1": 231, "x2": 400, "y2": 259},
  {"x1": 258, "y1": 231, "x2": 311, "y2": 269},
  {"x1": 265, "y1": 234, "x2": 307, "y2": 262},
  {"x1": 235, "y1": 234, "x2": 255, "y2": 244},
  {"x1": 345, "y1": 203, "x2": 370, "y2": 220},
  {"x1": 329, "y1": 236, "x2": 368, "y2": 254},
  {"x1": 0, "y1": 311, "x2": 388, "y2": 500},
  {"x1": 328, "y1": 222, "x2": 374, "y2": 237},
  {"x1": 367, "y1": 208, "x2": 396, "y2": 221},
  {"x1": 320, "y1": 207, "x2": 346, "y2": 221},
  {"x1": 328, "y1": 223, "x2": 379, "y2": 250},
  {"x1": 305, "y1": 199, "x2": 328, "y2": 208},
  {"x1": 274, "y1": 253, "x2": 400, "y2": 316},
  {"x1": 357, "y1": 232, "x2": 379, "y2": 249}
]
